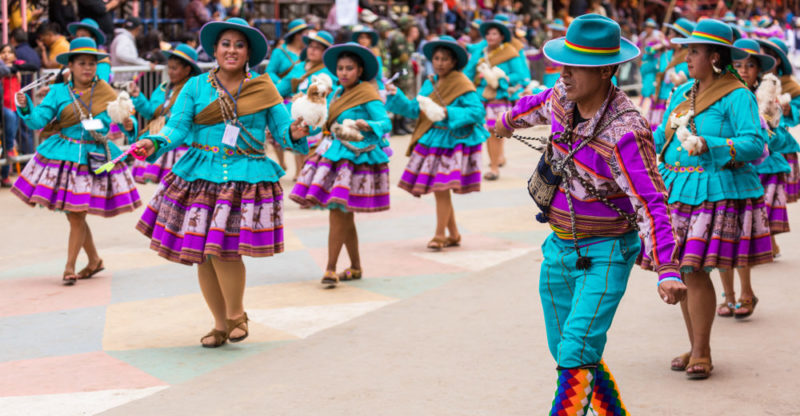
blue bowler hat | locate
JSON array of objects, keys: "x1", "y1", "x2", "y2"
[
  {"x1": 56, "y1": 37, "x2": 109, "y2": 66},
  {"x1": 163, "y1": 43, "x2": 202, "y2": 75},
  {"x1": 200, "y1": 17, "x2": 269, "y2": 67},
  {"x1": 734, "y1": 38, "x2": 776, "y2": 73},
  {"x1": 323, "y1": 42, "x2": 379, "y2": 81},
  {"x1": 671, "y1": 18, "x2": 747, "y2": 60},
  {"x1": 757, "y1": 37, "x2": 793, "y2": 75},
  {"x1": 423, "y1": 35, "x2": 468, "y2": 70},
  {"x1": 645, "y1": 18, "x2": 658, "y2": 28},
  {"x1": 729, "y1": 23, "x2": 745, "y2": 41},
  {"x1": 740, "y1": 20, "x2": 756, "y2": 33},
  {"x1": 351, "y1": 25, "x2": 378, "y2": 47},
  {"x1": 548, "y1": 18, "x2": 566, "y2": 32},
  {"x1": 470, "y1": 19, "x2": 482, "y2": 31},
  {"x1": 67, "y1": 18, "x2": 106, "y2": 45},
  {"x1": 301, "y1": 30, "x2": 334, "y2": 61},
  {"x1": 480, "y1": 15, "x2": 512, "y2": 43},
  {"x1": 665, "y1": 17, "x2": 695, "y2": 38},
  {"x1": 542, "y1": 14, "x2": 639, "y2": 67},
  {"x1": 284, "y1": 19, "x2": 309, "y2": 40},
  {"x1": 723, "y1": 11, "x2": 737, "y2": 23}
]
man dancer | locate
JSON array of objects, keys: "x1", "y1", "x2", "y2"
[{"x1": 495, "y1": 14, "x2": 686, "y2": 415}]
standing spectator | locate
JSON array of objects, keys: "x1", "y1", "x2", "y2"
[
  {"x1": 110, "y1": 18, "x2": 156, "y2": 80},
  {"x1": 10, "y1": 29, "x2": 41, "y2": 71},
  {"x1": 36, "y1": 23, "x2": 70, "y2": 69},
  {"x1": 186, "y1": 0, "x2": 212, "y2": 33},
  {"x1": 77, "y1": 0, "x2": 119, "y2": 42},
  {"x1": 0, "y1": 50, "x2": 19, "y2": 188},
  {"x1": 49, "y1": 0, "x2": 79, "y2": 34}
]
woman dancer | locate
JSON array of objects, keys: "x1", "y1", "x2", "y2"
[
  {"x1": 650, "y1": 20, "x2": 771, "y2": 379},
  {"x1": 290, "y1": 42, "x2": 391, "y2": 287},
  {"x1": 639, "y1": 18, "x2": 668, "y2": 109},
  {"x1": 651, "y1": 18, "x2": 695, "y2": 129},
  {"x1": 352, "y1": 25, "x2": 385, "y2": 95},
  {"x1": 12, "y1": 37, "x2": 141, "y2": 285},
  {"x1": 386, "y1": 36, "x2": 487, "y2": 249},
  {"x1": 129, "y1": 43, "x2": 201, "y2": 184},
  {"x1": 134, "y1": 18, "x2": 309, "y2": 348},
  {"x1": 463, "y1": 16, "x2": 528, "y2": 181},
  {"x1": 67, "y1": 18, "x2": 111, "y2": 82}
]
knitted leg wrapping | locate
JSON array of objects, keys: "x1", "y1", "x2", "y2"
[
  {"x1": 590, "y1": 360, "x2": 628, "y2": 416},
  {"x1": 549, "y1": 367, "x2": 595, "y2": 416}
]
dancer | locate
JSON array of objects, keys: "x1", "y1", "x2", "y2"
[
  {"x1": 352, "y1": 25, "x2": 385, "y2": 94},
  {"x1": 67, "y1": 19, "x2": 111, "y2": 82},
  {"x1": 650, "y1": 19, "x2": 770, "y2": 379},
  {"x1": 464, "y1": 15, "x2": 528, "y2": 181},
  {"x1": 639, "y1": 18, "x2": 667, "y2": 108},
  {"x1": 495, "y1": 14, "x2": 685, "y2": 414},
  {"x1": 386, "y1": 35, "x2": 487, "y2": 249},
  {"x1": 542, "y1": 18, "x2": 566, "y2": 88},
  {"x1": 129, "y1": 44, "x2": 201, "y2": 184},
  {"x1": 12, "y1": 37, "x2": 141, "y2": 285},
  {"x1": 290, "y1": 42, "x2": 392, "y2": 287},
  {"x1": 650, "y1": 18, "x2": 695, "y2": 129},
  {"x1": 134, "y1": 18, "x2": 310, "y2": 348}
]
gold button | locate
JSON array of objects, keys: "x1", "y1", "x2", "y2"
[
  {"x1": 675, "y1": 161, "x2": 681, "y2": 167},
  {"x1": 222, "y1": 156, "x2": 227, "y2": 160},
  {"x1": 676, "y1": 146, "x2": 682, "y2": 151},
  {"x1": 223, "y1": 164, "x2": 228, "y2": 168},
  {"x1": 223, "y1": 170, "x2": 228, "y2": 174},
  {"x1": 223, "y1": 176, "x2": 228, "y2": 180}
]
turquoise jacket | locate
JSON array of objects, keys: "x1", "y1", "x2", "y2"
[
  {"x1": 97, "y1": 61, "x2": 111, "y2": 83},
  {"x1": 17, "y1": 81, "x2": 137, "y2": 164},
  {"x1": 655, "y1": 80, "x2": 765, "y2": 204},
  {"x1": 277, "y1": 62, "x2": 338, "y2": 112},
  {"x1": 756, "y1": 127, "x2": 791, "y2": 175},
  {"x1": 385, "y1": 75, "x2": 489, "y2": 149},
  {"x1": 463, "y1": 44, "x2": 529, "y2": 102},
  {"x1": 266, "y1": 46, "x2": 301, "y2": 84},
  {"x1": 145, "y1": 71, "x2": 308, "y2": 184},
  {"x1": 657, "y1": 49, "x2": 689, "y2": 101},
  {"x1": 466, "y1": 39, "x2": 486, "y2": 56},
  {"x1": 131, "y1": 80, "x2": 184, "y2": 120},
  {"x1": 773, "y1": 94, "x2": 800, "y2": 154},
  {"x1": 320, "y1": 83, "x2": 392, "y2": 165},
  {"x1": 640, "y1": 48, "x2": 658, "y2": 98}
]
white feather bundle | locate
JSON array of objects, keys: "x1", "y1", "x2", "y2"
[
  {"x1": 331, "y1": 119, "x2": 364, "y2": 142},
  {"x1": 106, "y1": 91, "x2": 135, "y2": 125},
  {"x1": 417, "y1": 95, "x2": 445, "y2": 122},
  {"x1": 669, "y1": 110, "x2": 702, "y2": 154},
  {"x1": 756, "y1": 73, "x2": 783, "y2": 128},
  {"x1": 290, "y1": 73, "x2": 334, "y2": 130},
  {"x1": 477, "y1": 62, "x2": 507, "y2": 89}
]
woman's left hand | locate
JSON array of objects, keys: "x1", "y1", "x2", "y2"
[
  {"x1": 290, "y1": 117, "x2": 310, "y2": 140},
  {"x1": 783, "y1": 102, "x2": 792, "y2": 116},
  {"x1": 687, "y1": 136, "x2": 708, "y2": 156},
  {"x1": 355, "y1": 119, "x2": 372, "y2": 132},
  {"x1": 122, "y1": 117, "x2": 134, "y2": 132}
]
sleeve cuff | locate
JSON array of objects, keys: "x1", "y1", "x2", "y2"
[{"x1": 656, "y1": 264, "x2": 681, "y2": 281}]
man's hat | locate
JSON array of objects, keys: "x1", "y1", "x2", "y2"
[{"x1": 542, "y1": 14, "x2": 639, "y2": 67}]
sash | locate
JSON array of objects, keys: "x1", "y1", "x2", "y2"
[
  {"x1": 407, "y1": 71, "x2": 476, "y2": 156},
  {"x1": 325, "y1": 81, "x2": 382, "y2": 132},
  {"x1": 143, "y1": 79, "x2": 188, "y2": 135},
  {"x1": 473, "y1": 43, "x2": 519, "y2": 86},
  {"x1": 660, "y1": 73, "x2": 746, "y2": 160},
  {"x1": 780, "y1": 75, "x2": 800, "y2": 98},
  {"x1": 194, "y1": 72, "x2": 283, "y2": 125},
  {"x1": 290, "y1": 62, "x2": 326, "y2": 94},
  {"x1": 277, "y1": 46, "x2": 301, "y2": 79},
  {"x1": 654, "y1": 48, "x2": 688, "y2": 98},
  {"x1": 509, "y1": 38, "x2": 524, "y2": 52},
  {"x1": 41, "y1": 79, "x2": 118, "y2": 138}
]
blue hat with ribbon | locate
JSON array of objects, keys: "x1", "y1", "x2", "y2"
[
  {"x1": 480, "y1": 15, "x2": 512, "y2": 43},
  {"x1": 729, "y1": 23, "x2": 745, "y2": 41},
  {"x1": 757, "y1": 37, "x2": 793, "y2": 75},
  {"x1": 323, "y1": 42, "x2": 379, "y2": 81},
  {"x1": 470, "y1": 19, "x2": 483, "y2": 31},
  {"x1": 734, "y1": 38, "x2": 776, "y2": 73},
  {"x1": 645, "y1": 18, "x2": 658, "y2": 28},
  {"x1": 56, "y1": 37, "x2": 108, "y2": 66},
  {"x1": 740, "y1": 20, "x2": 756, "y2": 33},
  {"x1": 542, "y1": 14, "x2": 639, "y2": 67},
  {"x1": 67, "y1": 18, "x2": 106, "y2": 46},
  {"x1": 723, "y1": 11, "x2": 737, "y2": 23},
  {"x1": 547, "y1": 18, "x2": 566, "y2": 32},
  {"x1": 757, "y1": 16, "x2": 772, "y2": 28},
  {"x1": 163, "y1": 43, "x2": 202, "y2": 75},
  {"x1": 351, "y1": 25, "x2": 378, "y2": 47},
  {"x1": 200, "y1": 17, "x2": 269, "y2": 67},
  {"x1": 665, "y1": 17, "x2": 695, "y2": 38},
  {"x1": 423, "y1": 35, "x2": 468, "y2": 70},
  {"x1": 671, "y1": 18, "x2": 748, "y2": 60},
  {"x1": 284, "y1": 18, "x2": 309, "y2": 40},
  {"x1": 301, "y1": 30, "x2": 334, "y2": 61}
]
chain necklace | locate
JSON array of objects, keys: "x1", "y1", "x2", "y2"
[{"x1": 210, "y1": 73, "x2": 267, "y2": 159}]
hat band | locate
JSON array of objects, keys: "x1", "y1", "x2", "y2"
[
  {"x1": 674, "y1": 25, "x2": 692, "y2": 37},
  {"x1": 289, "y1": 24, "x2": 308, "y2": 34},
  {"x1": 565, "y1": 39, "x2": 620, "y2": 55},
  {"x1": 171, "y1": 49, "x2": 196, "y2": 63},
  {"x1": 742, "y1": 47, "x2": 759, "y2": 55},
  {"x1": 71, "y1": 47, "x2": 101, "y2": 54},
  {"x1": 692, "y1": 31, "x2": 731, "y2": 45},
  {"x1": 311, "y1": 36, "x2": 331, "y2": 48}
]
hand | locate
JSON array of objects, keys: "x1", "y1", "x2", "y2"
[
  {"x1": 36, "y1": 85, "x2": 50, "y2": 98},
  {"x1": 134, "y1": 139, "x2": 156, "y2": 157},
  {"x1": 149, "y1": 62, "x2": 157, "y2": 71},
  {"x1": 385, "y1": 83, "x2": 397, "y2": 96},
  {"x1": 129, "y1": 82, "x2": 141, "y2": 97},
  {"x1": 355, "y1": 119, "x2": 372, "y2": 131},
  {"x1": 15, "y1": 92, "x2": 27, "y2": 109},
  {"x1": 658, "y1": 280, "x2": 687, "y2": 305},
  {"x1": 290, "y1": 117, "x2": 309, "y2": 140},
  {"x1": 687, "y1": 136, "x2": 708, "y2": 156},
  {"x1": 493, "y1": 115, "x2": 513, "y2": 138},
  {"x1": 783, "y1": 102, "x2": 791, "y2": 116},
  {"x1": 122, "y1": 117, "x2": 134, "y2": 132}
]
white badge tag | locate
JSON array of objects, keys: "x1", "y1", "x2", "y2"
[
  {"x1": 222, "y1": 123, "x2": 240, "y2": 147},
  {"x1": 299, "y1": 78, "x2": 309, "y2": 91},
  {"x1": 81, "y1": 118, "x2": 104, "y2": 131}
]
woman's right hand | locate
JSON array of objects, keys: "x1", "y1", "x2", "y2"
[
  {"x1": 15, "y1": 92, "x2": 27, "y2": 109},
  {"x1": 385, "y1": 83, "x2": 397, "y2": 96},
  {"x1": 129, "y1": 82, "x2": 141, "y2": 97},
  {"x1": 134, "y1": 139, "x2": 156, "y2": 158}
]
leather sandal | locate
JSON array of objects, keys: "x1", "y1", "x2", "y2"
[
  {"x1": 734, "y1": 296, "x2": 758, "y2": 320},
  {"x1": 201, "y1": 329, "x2": 228, "y2": 348},
  {"x1": 226, "y1": 312, "x2": 249, "y2": 343},
  {"x1": 444, "y1": 235, "x2": 461, "y2": 247},
  {"x1": 62, "y1": 271, "x2": 78, "y2": 286},
  {"x1": 670, "y1": 352, "x2": 691, "y2": 371},
  {"x1": 686, "y1": 357, "x2": 713, "y2": 380},
  {"x1": 717, "y1": 302, "x2": 735, "y2": 317},
  {"x1": 321, "y1": 270, "x2": 339, "y2": 288},
  {"x1": 78, "y1": 260, "x2": 105, "y2": 280},
  {"x1": 427, "y1": 236, "x2": 447, "y2": 250},
  {"x1": 338, "y1": 268, "x2": 362, "y2": 281},
  {"x1": 483, "y1": 171, "x2": 499, "y2": 181}
]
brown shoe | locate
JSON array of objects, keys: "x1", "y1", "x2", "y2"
[{"x1": 201, "y1": 329, "x2": 228, "y2": 348}]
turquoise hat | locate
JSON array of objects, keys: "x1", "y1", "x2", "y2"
[
  {"x1": 323, "y1": 42, "x2": 379, "y2": 81},
  {"x1": 758, "y1": 16, "x2": 772, "y2": 28},
  {"x1": 671, "y1": 19, "x2": 748, "y2": 60},
  {"x1": 757, "y1": 37, "x2": 793, "y2": 75},
  {"x1": 740, "y1": 20, "x2": 756, "y2": 33},
  {"x1": 480, "y1": 16, "x2": 512, "y2": 43},
  {"x1": 200, "y1": 17, "x2": 268, "y2": 67},
  {"x1": 542, "y1": 14, "x2": 639, "y2": 67},
  {"x1": 301, "y1": 30, "x2": 334, "y2": 61},
  {"x1": 645, "y1": 18, "x2": 658, "y2": 28},
  {"x1": 723, "y1": 11, "x2": 737, "y2": 23},
  {"x1": 547, "y1": 18, "x2": 566, "y2": 32},
  {"x1": 470, "y1": 19, "x2": 483, "y2": 31},
  {"x1": 665, "y1": 17, "x2": 695, "y2": 38},
  {"x1": 55, "y1": 37, "x2": 108, "y2": 66},
  {"x1": 351, "y1": 25, "x2": 378, "y2": 47},
  {"x1": 423, "y1": 35, "x2": 468, "y2": 70},
  {"x1": 163, "y1": 43, "x2": 202, "y2": 75},
  {"x1": 67, "y1": 18, "x2": 106, "y2": 45},
  {"x1": 284, "y1": 19, "x2": 309, "y2": 40},
  {"x1": 734, "y1": 38, "x2": 776, "y2": 72},
  {"x1": 729, "y1": 23, "x2": 745, "y2": 41}
]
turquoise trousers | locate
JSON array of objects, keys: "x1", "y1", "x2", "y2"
[{"x1": 539, "y1": 231, "x2": 640, "y2": 369}]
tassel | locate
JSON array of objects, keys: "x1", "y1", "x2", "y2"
[
  {"x1": 576, "y1": 255, "x2": 592, "y2": 270},
  {"x1": 536, "y1": 212, "x2": 549, "y2": 223}
]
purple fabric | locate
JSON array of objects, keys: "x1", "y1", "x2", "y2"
[
  {"x1": 290, "y1": 155, "x2": 391, "y2": 212},
  {"x1": 399, "y1": 143, "x2": 482, "y2": 196}
]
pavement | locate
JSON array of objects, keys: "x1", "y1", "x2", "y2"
[{"x1": 1, "y1": 132, "x2": 799, "y2": 415}]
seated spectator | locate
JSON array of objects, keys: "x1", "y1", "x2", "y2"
[
  {"x1": 110, "y1": 18, "x2": 156, "y2": 80},
  {"x1": 35, "y1": 23, "x2": 70, "y2": 68},
  {"x1": 186, "y1": 0, "x2": 212, "y2": 33},
  {"x1": 10, "y1": 29, "x2": 41, "y2": 71}
]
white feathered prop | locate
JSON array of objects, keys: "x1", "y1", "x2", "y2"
[
  {"x1": 106, "y1": 91, "x2": 135, "y2": 125},
  {"x1": 291, "y1": 73, "x2": 334, "y2": 130},
  {"x1": 669, "y1": 110, "x2": 702, "y2": 155},
  {"x1": 667, "y1": 68, "x2": 688, "y2": 87},
  {"x1": 331, "y1": 119, "x2": 363, "y2": 142},
  {"x1": 756, "y1": 73, "x2": 785, "y2": 128},
  {"x1": 523, "y1": 79, "x2": 543, "y2": 96},
  {"x1": 417, "y1": 95, "x2": 446, "y2": 122},
  {"x1": 477, "y1": 61, "x2": 508, "y2": 89}
]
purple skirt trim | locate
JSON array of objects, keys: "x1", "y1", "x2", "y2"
[{"x1": 399, "y1": 142, "x2": 482, "y2": 196}]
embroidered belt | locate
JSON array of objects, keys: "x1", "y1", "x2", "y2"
[
  {"x1": 190, "y1": 142, "x2": 262, "y2": 157},
  {"x1": 664, "y1": 163, "x2": 705, "y2": 173},
  {"x1": 59, "y1": 134, "x2": 97, "y2": 144}
]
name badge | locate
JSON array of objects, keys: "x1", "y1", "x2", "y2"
[
  {"x1": 222, "y1": 123, "x2": 240, "y2": 147},
  {"x1": 81, "y1": 118, "x2": 104, "y2": 131},
  {"x1": 299, "y1": 78, "x2": 310, "y2": 91}
]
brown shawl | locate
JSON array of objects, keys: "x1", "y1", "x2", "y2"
[
  {"x1": 654, "y1": 48, "x2": 688, "y2": 99},
  {"x1": 509, "y1": 38, "x2": 524, "y2": 52},
  {"x1": 325, "y1": 81, "x2": 382, "y2": 132},
  {"x1": 407, "y1": 71, "x2": 476, "y2": 156},
  {"x1": 41, "y1": 79, "x2": 118, "y2": 138},
  {"x1": 290, "y1": 62, "x2": 326, "y2": 94},
  {"x1": 780, "y1": 75, "x2": 800, "y2": 98},
  {"x1": 473, "y1": 43, "x2": 519, "y2": 86},
  {"x1": 194, "y1": 73, "x2": 283, "y2": 125},
  {"x1": 142, "y1": 79, "x2": 187, "y2": 135},
  {"x1": 277, "y1": 46, "x2": 301, "y2": 78},
  {"x1": 660, "y1": 73, "x2": 747, "y2": 161}
]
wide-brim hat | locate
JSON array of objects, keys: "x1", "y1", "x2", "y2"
[
  {"x1": 757, "y1": 37, "x2": 793, "y2": 75},
  {"x1": 671, "y1": 18, "x2": 747, "y2": 60},
  {"x1": 163, "y1": 43, "x2": 202, "y2": 75},
  {"x1": 67, "y1": 18, "x2": 106, "y2": 45},
  {"x1": 284, "y1": 18, "x2": 309, "y2": 40},
  {"x1": 723, "y1": 11, "x2": 737, "y2": 23},
  {"x1": 422, "y1": 35, "x2": 468, "y2": 70},
  {"x1": 734, "y1": 38, "x2": 776, "y2": 72},
  {"x1": 480, "y1": 19, "x2": 511, "y2": 43},
  {"x1": 56, "y1": 37, "x2": 108, "y2": 66},
  {"x1": 547, "y1": 18, "x2": 566, "y2": 32},
  {"x1": 301, "y1": 30, "x2": 334, "y2": 61},
  {"x1": 729, "y1": 23, "x2": 745, "y2": 41},
  {"x1": 470, "y1": 19, "x2": 482, "y2": 31},
  {"x1": 665, "y1": 17, "x2": 695, "y2": 38},
  {"x1": 351, "y1": 25, "x2": 378, "y2": 47},
  {"x1": 323, "y1": 42, "x2": 379, "y2": 82},
  {"x1": 740, "y1": 21, "x2": 756, "y2": 33},
  {"x1": 200, "y1": 17, "x2": 268, "y2": 67},
  {"x1": 645, "y1": 18, "x2": 658, "y2": 28},
  {"x1": 542, "y1": 14, "x2": 639, "y2": 67}
]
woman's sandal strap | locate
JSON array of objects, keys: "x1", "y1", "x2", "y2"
[
  {"x1": 201, "y1": 329, "x2": 228, "y2": 348},
  {"x1": 338, "y1": 268, "x2": 362, "y2": 281},
  {"x1": 226, "y1": 313, "x2": 249, "y2": 342}
]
